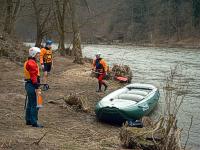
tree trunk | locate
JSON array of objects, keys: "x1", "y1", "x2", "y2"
[
  {"x1": 4, "y1": 0, "x2": 13, "y2": 34},
  {"x1": 35, "y1": 32, "x2": 43, "y2": 47},
  {"x1": 31, "y1": 0, "x2": 51, "y2": 48},
  {"x1": 54, "y1": 0, "x2": 67, "y2": 56},
  {"x1": 3, "y1": 0, "x2": 21, "y2": 35},
  {"x1": 68, "y1": 0, "x2": 83, "y2": 64},
  {"x1": 73, "y1": 32, "x2": 83, "y2": 63},
  {"x1": 0, "y1": 1, "x2": 6, "y2": 30},
  {"x1": 59, "y1": 31, "x2": 66, "y2": 55},
  {"x1": 35, "y1": 11, "x2": 42, "y2": 47}
]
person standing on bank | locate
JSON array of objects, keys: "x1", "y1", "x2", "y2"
[
  {"x1": 92, "y1": 52, "x2": 108, "y2": 92},
  {"x1": 24, "y1": 47, "x2": 43, "y2": 128},
  {"x1": 40, "y1": 40, "x2": 53, "y2": 88}
]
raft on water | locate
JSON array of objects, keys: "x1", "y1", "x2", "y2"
[{"x1": 95, "y1": 83, "x2": 160, "y2": 124}]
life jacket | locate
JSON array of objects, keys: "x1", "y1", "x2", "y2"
[
  {"x1": 41, "y1": 48, "x2": 53, "y2": 64},
  {"x1": 95, "y1": 58, "x2": 108, "y2": 73},
  {"x1": 95, "y1": 58, "x2": 103, "y2": 70},
  {"x1": 24, "y1": 59, "x2": 40, "y2": 80}
]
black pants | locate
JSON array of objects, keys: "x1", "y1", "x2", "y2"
[{"x1": 43, "y1": 63, "x2": 52, "y2": 72}]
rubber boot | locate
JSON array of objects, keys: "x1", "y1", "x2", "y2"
[{"x1": 32, "y1": 123, "x2": 44, "y2": 128}]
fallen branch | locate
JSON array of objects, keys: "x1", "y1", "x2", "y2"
[{"x1": 32, "y1": 132, "x2": 47, "y2": 145}]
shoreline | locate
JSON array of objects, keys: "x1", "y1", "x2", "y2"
[
  {"x1": 82, "y1": 42, "x2": 200, "y2": 50},
  {"x1": 0, "y1": 56, "x2": 124, "y2": 149},
  {"x1": 23, "y1": 40, "x2": 200, "y2": 50}
]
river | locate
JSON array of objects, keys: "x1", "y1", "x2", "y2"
[
  {"x1": 82, "y1": 44, "x2": 200, "y2": 149},
  {"x1": 25, "y1": 43, "x2": 200, "y2": 149}
]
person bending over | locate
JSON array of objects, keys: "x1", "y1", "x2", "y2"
[{"x1": 92, "y1": 52, "x2": 108, "y2": 92}]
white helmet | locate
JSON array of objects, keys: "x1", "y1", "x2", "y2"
[
  {"x1": 29, "y1": 47, "x2": 40, "y2": 57},
  {"x1": 96, "y1": 52, "x2": 101, "y2": 56}
]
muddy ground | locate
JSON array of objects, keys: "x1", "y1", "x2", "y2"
[{"x1": 0, "y1": 55, "x2": 129, "y2": 150}]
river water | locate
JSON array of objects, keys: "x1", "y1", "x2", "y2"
[
  {"x1": 25, "y1": 43, "x2": 200, "y2": 149},
  {"x1": 82, "y1": 44, "x2": 200, "y2": 149}
]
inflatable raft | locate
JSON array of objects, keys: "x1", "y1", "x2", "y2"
[{"x1": 95, "y1": 83, "x2": 160, "y2": 124}]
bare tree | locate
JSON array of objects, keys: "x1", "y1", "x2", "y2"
[
  {"x1": 31, "y1": 0, "x2": 52, "y2": 47},
  {"x1": 0, "y1": 0, "x2": 6, "y2": 31},
  {"x1": 53, "y1": 0, "x2": 91, "y2": 58},
  {"x1": 68, "y1": 0, "x2": 83, "y2": 64},
  {"x1": 53, "y1": 0, "x2": 67, "y2": 55},
  {"x1": 169, "y1": 0, "x2": 182, "y2": 41},
  {"x1": 3, "y1": 0, "x2": 21, "y2": 35}
]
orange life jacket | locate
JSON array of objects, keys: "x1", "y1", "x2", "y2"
[
  {"x1": 93, "y1": 58, "x2": 108, "y2": 72},
  {"x1": 40, "y1": 48, "x2": 53, "y2": 64},
  {"x1": 24, "y1": 60, "x2": 40, "y2": 80}
]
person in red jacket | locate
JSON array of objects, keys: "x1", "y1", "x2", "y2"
[
  {"x1": 24, "y1": 47, "x2": 43, "y2": 128},
  {"x1": 92, "y1": 52, "x2": 108, "y2": 92}
]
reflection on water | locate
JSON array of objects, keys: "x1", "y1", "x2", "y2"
[{"x1": 82, "y1": 45, "x2": 200, "y2": 149}]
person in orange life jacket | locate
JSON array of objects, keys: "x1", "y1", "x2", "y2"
[
  {"x1": 40, "y1": 40, "x2": 53, "y2": 89},
  {"x1": 24, "y1": 47, "x2": 43, "y2": 128},
  {"x1": 92, "y1": 52, "x2": 108, "y2": 92}
]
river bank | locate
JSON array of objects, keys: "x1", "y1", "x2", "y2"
[
  {"x1": 82, "y1": 38, "x2": 200, "y2": 50},
  {"x1": 23, "y1": 37, "x2": 200, "y2": 50},
  {"x1": 1, "y1": 41, "x2": 200, "y2": 149},
  {"x1": 81, "y1": 44, "x2": 200, "y2": 150},
  {"x1": 0, "y1": 56, "x2": 125, "y2": 149}
]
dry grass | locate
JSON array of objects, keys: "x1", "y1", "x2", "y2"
[{"x1": 64, "y1": 93, "x2": 91, "y2": 113}]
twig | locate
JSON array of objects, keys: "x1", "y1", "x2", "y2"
[
  {"x1": 32, "y1": 132, "x2": 47, "y2": 145},
  {"x1": 67, "y1": 126, "x2": 78, "y2": 131},
  {"x1": 75, "y1": 91, "x2": 86, "y2": 95},
  {"x1": 151, "y1": 132, "x2": 159, "y2": 150},
  {"x1": 183, "y1": 116, "x2": 193, "y2": 150}
]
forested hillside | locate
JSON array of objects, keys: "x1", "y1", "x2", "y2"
[
  {"x1": 83, "y1": 0, "x2": 200, "y2": 45},
  {"x1": 1, "y1": 0, "x2": 200, "y2": 46}
]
